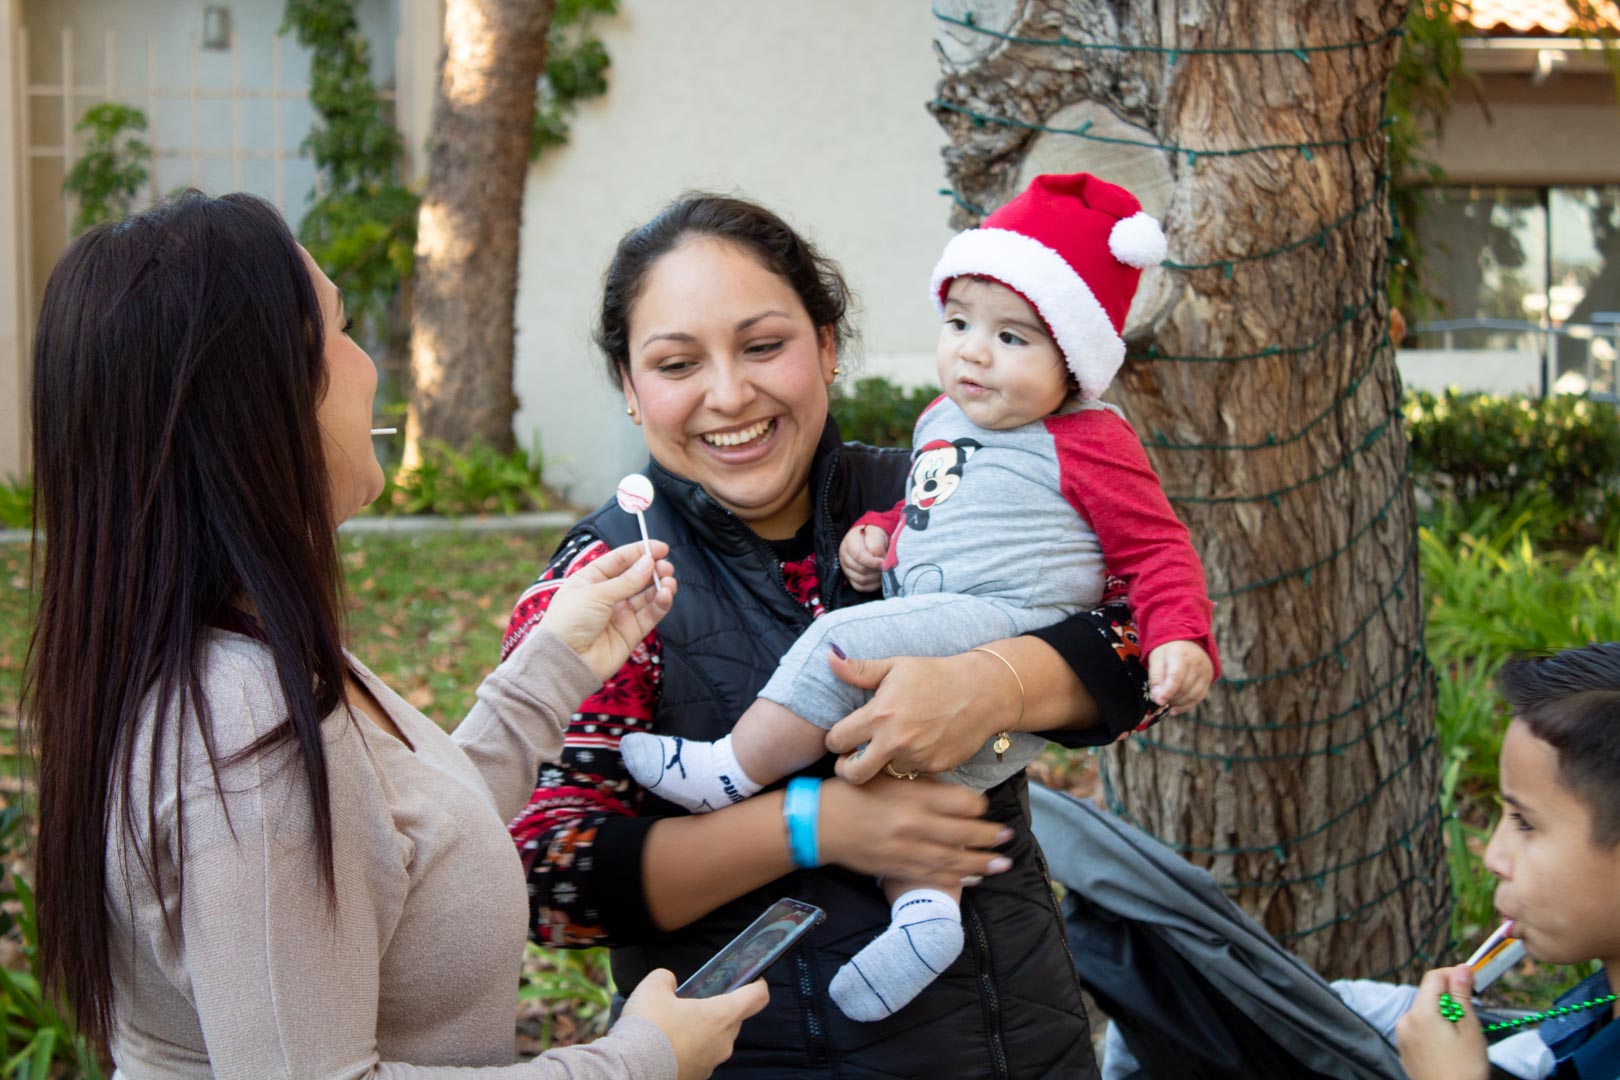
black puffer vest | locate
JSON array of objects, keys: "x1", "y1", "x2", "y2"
[{"x1": 580, "y1": 419, "x2": 1097, "y2": 1079}]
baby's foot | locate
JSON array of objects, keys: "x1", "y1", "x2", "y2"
[
  {"x1": 828, "y1": 889, "x2": 963, "y2": 1021},
  {"x1": 619, "y1": 733, "x2": 760, "y2": 813}
]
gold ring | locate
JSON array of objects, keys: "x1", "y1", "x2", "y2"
[{"x1": 884, "y1": 763, "x2": 919, "y2": 781}]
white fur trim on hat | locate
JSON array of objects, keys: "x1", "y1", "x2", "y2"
[
  {"x1": 1109, "y1": 212, "x2": 1167, "y2": 269},
  {"x1": 930, "y1": 227, "x2": 1125, "y2": 400}
]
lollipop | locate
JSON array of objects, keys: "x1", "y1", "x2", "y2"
[{"x1": 615, "y1": 473, "x2": 663, "y2": 592}]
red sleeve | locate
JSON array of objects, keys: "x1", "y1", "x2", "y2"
[
  {"x1": 503, "y1": 532, "x2": 663, "y2": 947},
  {"x1": 851, "y1": 393, "x2": 950, "y2": 566},
  {"x1": 854, "y1": 503, "x2": 905, "y2": 538},
  {"x1": 1048, "y1": 409, "x2": 1220, "y2": 678}
]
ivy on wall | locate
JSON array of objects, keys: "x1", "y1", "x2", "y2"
[
  {"x1": 281, "y1": 0, "x2": 419, "y2": 334},
  {"x1": 532, "y1": 0, "x2": 618, "y2": 160},
  {"x1": 61, "y1": 103, "x2": 152, "y2": 234}
]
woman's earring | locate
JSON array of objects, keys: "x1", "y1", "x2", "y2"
[
  {"x1": 626, "y1": 406, "x2": 637, "y2": 418},
  {"x1": 831, "y1": 365, "x2": 841, "y2": 377}
]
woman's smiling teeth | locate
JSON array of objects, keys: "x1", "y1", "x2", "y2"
[{"x1": 701, "y1": 418, "x2": 775, "y2": 448}]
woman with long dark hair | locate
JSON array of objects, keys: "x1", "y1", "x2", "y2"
[{"x1": 25, "y1": 191, "x2": 764, "y2": 1079}]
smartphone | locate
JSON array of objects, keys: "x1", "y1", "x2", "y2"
[{"x1": 675, "y1": 898, "x2": 827, "y2": 999}]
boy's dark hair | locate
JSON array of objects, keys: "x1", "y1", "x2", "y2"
[{"x1": 1498, "y1": 643, "x2": 1620, "y2": 846}]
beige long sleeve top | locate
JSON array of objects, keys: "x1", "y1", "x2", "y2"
[{"x1": 106, "y1": 624, "x2": 676, "y2": 1080}]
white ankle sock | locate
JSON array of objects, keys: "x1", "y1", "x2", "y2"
[{"x1": 619, "y1": 732, "x2": 761, "y2": 813}]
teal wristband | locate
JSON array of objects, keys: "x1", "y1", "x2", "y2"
[{"x1": 783, "y1": 777, "x2": 822, "y2": 869}]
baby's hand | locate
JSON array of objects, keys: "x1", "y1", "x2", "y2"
[
  {"x1": 839, "y1": 524, "x2": 888, "y2": 593},
  {"x1": 1146, "y1": 641, "x2": 1214, "y2": 715}
]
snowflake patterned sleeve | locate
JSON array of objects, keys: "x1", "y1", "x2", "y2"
[{"x1": 503, "y1": 532, "x2": 665, "y2": 947}]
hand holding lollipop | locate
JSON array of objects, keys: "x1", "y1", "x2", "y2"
[{"x1": 616, "y1": 473, "x2": 664, "y2": 593}]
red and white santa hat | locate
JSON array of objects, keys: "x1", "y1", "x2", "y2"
[{"x1": 930, "y1": 172, "x2": 1166, "y2": 400}]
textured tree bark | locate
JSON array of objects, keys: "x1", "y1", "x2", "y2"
[
  {"x1": 933, "y1": 0, "x2": 1444, "y2": 979},
  {"x1": 407, "y1": 0, "x2": 555, "y2": 457}
]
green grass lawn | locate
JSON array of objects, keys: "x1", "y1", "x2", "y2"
[{"x1": 336, "y1": 529, "x2": 563, "y2": 727}]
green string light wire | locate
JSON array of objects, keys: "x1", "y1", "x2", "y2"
[
  {"x1": 938, "y1": 187, "x2": 989, "y2": 219},
  {"x1": 1134, "y1": 683, "x2": 1415, "y2": 764},
  {"x1": 1277, "y1": 869, "x2": 1434, "y2": 942},
  {"x1": 1222, "y1": 550, "x2": 1416, "y2": 691},
  {"x1": 1165, "y1": 178, "x2": 1391, "y2": 275},
  {"x1": 1209, "y1": 455, "x2": 1408, "y2": 601},
  {"x1": 1147, "y1": 336, "x2": 1391, "y2": 453},
  {"x1": 1166, "y1": 395, "x2": 1401, "y2": 506},
  {"x1": 1135, "y1": 292, "x2": 1380, "y2": 364},
  {"x1": 1366, "y1": 911, "x2": 1451, "y2": 983},
  {"x1": 1183, "y1": 647, "x2": 1426, "y2": 733},
  {"x1": 1216, "y1": 803, "x2": 1444, "y2": 891},
  {"x1": 931, "y1": 99, "x2": 1395, "y2": 164},
  {"x1": 1106, "y1": 732, "x2": 1433, "y2": 858},
  {"x1": 931, "y1": 8, "x2": 1404, "y2": 58},
  {"x1": 941, "y1": 175, "x2": 1390, "y2": 270}
]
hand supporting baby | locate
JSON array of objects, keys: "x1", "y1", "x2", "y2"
[{"x1": 841, "y1": 522, "x2": 1215, "y2": 716}]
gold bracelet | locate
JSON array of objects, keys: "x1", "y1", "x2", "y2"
[{"x1": 971, "y1": 646, "x2": 1024, "y2": 759}]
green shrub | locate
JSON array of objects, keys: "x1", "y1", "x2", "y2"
[
  {"x1": 369, "y1": 441, "x2": 555, "y2": 518},
  {"x1": 1405, "y1": 390, "x2": 1620, "y2": 543},
  {"x1": 0, "y1": 480, "x2": 30, "y2": 531},
  {"x1": 829, "y1": 377, "x2": 938, "y2": 448},
  {"x1": 519, "y1": 945, "x2": 614, "y2": 1050},
  {"x1": 0, "y1": 807, "x2": 105, "y2": 1078},
  {"x1": 1421, "y1": 506, "x2": 1620, "y2": 943}
]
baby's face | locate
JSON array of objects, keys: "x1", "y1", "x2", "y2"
[{"x1": 936, "y1": 278, "x2": 1070, "y2": 430}]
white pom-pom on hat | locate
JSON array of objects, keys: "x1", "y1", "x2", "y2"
[{"x1": 1108, "y1": 211, "x2": 1167, "y2": 270}]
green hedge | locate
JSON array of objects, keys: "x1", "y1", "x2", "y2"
[
  {"x1": 829, "y1": 377, "x2": 938, "y2": 448},
  {"x1": 1404, "y1": 390, "x2": 1620, "y2": 543}
]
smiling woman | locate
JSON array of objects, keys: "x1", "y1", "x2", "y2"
[
  {"x1": 499, "y1": 191, "x2": 1178, "y2": 1078},
  {"x1": 619, "y1": 240, "x2": 838, "y2": 540}
]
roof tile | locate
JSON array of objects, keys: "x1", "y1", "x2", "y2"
[{"x1": 1464, "y1": 0, "x2": 1620, "y2": 36}]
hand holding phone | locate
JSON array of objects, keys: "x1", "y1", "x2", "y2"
[
  {"x1": 622, "y1": 969, "x2": 769, "y2": 1080},
  {"x1": 676, "y1": 898, "x2": 826, "y2": 999}
]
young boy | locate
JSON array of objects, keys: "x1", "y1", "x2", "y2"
[
  {"x1": 622, "y1": 172, "x2": 1219, "y2": 1022},
  {"x1": 1397, "y1": 643, "x2": 1620, "y2": 1080}
]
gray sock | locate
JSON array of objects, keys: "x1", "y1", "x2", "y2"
[{"x1": 828, "y1": 889, "x2": 963, "y2": 1021}]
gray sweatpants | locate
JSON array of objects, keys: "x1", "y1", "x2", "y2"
[{"x1": 756, "y1": 592, "x2": 1071, "y2": 791}]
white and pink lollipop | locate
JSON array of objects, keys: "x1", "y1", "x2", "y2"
[{"x1": 615, "y1": 473, "x2": 663, "y2": 591}]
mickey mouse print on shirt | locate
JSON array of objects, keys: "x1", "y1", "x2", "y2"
[{"x1": 903, "y1": 437, "x2": 982, "y2": 530}]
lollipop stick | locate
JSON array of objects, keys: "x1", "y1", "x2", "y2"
[{"x1": 635, "y1": 513, "x2": 662, "y2": 592}]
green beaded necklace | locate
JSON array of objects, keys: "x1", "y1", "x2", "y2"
[{"x1": 1482, "y1": 993, "x2": 1618, "y2": 1034}]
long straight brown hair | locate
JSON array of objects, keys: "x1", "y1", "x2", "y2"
[{"x1": 24, "y1": 192, "x2": 349, "y2": 1047}]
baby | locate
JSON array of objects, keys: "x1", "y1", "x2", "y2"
[{"x1": 624, "y1": 172, "x2": 1219, "y2": 1022}]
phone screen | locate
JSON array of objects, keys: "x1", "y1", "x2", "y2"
[{"x1": 675, "y1": 898, "x2": 827, "y2": 999}]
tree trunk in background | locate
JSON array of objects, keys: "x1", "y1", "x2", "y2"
[
  {"x1": 933, "y1": 0, "x2": 1443, "y2": 979},
  {"x1": 407, "y1": 0, "x2": 555, "y2": 457}
]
